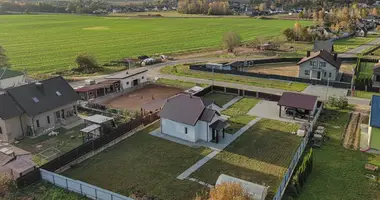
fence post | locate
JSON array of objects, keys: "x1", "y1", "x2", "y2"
[
  {"x1": 95, "y1": 188, "x2": 98, "y2": 199},
  {"x1": 52, "y1": 174, "x2": 55, "y2": 185},
  {"x1": 80, "y1": 183, "x2": 83, "y2": 195},
  {"x1": 66, "y1": 178, "x2": 68, "y2": 189}
]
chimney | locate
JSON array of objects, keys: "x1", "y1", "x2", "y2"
[
  {"x1": 35, "y1": 82, "x2": 44, "y2": 94},
  {"x1": 307, "y1": 51, "x2": 310, "y2": 57},
  {"x1": 334, "y1": 53, "x2": 338, "y2": 61}
]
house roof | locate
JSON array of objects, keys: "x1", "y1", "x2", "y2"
[
  {"x1": 312, "y1": 40, "x2": 334, "y2": 53},
  {"x1": 6, "y1": 76, "x2": 80, "y2": 117},
  {"x1": 278, "y1": 92, "x2": 318, "y2": 111},
  {"x1": 159, "y1": 94, "x2": 214, "y2": 126},
  {"x1": 75, "y1": 83, "x2": 111, "y2": 92},
  {"x1": 297, "y1": 50, "x2": 341, "y2": 69},
  {"x1": 0, "y1": 94, "x2": 23, "y2": 120},
  {"x1": 199, "y1": 108, "x2": 219, "y2": 122},
  {"x1": 209, "y1": 119, "x2": 227, "y2": 130},
  {"x1": 105, "y1": 67, "x2": 148, "y2": 79},
  {"x1": 370, "y1": 95, "x2": 380, "y2": 128},
  {"x1": 0, "y1": 68, "x2": 24, "y2": 80}
]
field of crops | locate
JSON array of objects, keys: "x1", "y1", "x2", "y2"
[{"x1": 0, "y1": 14, "x2": 310, "y2": 74}]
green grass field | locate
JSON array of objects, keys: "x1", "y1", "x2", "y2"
[
  {"x1": 354, "y1": 90, "x2": 380, "y2": 99},
  {"x1": 203, "y1": 92, "x2": 236, "y2": 106},
  {"x1": 0, "y1": 15, "x2": 311, "y2": 75},
  {"x1": 334, "y1": 37, "x2": 376, "y2": 53},
  {"x1": 191, "y1": 119, "x2": 301, "y2": 198}
]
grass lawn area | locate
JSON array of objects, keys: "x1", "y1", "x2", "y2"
[
  {"x1": 354, "y1": 90, "x2": 380, "y2": 99},
  {"x1": 14, "y1": 125, "x2": 85, "y2": 165},
  {"x1": 297, "y1": 107, "x2": 380, "y2": 200},
  {"x1": 334, "y1": 37, "x2": 376, "y2": 53},
  {"x1": 222, "y1": 98, "x2": 260, "y2": 134},
  {"x1": 0, "y1": 15, "x2": 311, "y2": 75},
  {"x1": 160, "y1": 65, "x2": 308, "y2": 92},
  {"x1": 203, "y1": 92, "x2": 236, "y2": 107},
  {"x1": 191, "y1": 119, "x2": 301, "y2": 198},
  {"x1": 358, "y1": 62, "x2": 374, "y2": 79},
  {"x1": 155, "y1": 78, "x2": 208, "y2": 89},
  {"x1": 63, "y1": 122, "x2": 212, "y2": 200},
  {"x1": 6, "y1": 181, "x2": 86, "y2": 200},
  {"x1": 370, "y1": 127, "x2": 380, "y2": 150}
]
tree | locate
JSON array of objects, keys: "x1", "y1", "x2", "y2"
[
  {"x1": 222, "y1": 31, "x2": 241, "y2": 52},
  {"x1": 312, "y1": 10, "x2": 318, "y2": 25},
  {"x1": 74, "y1": 53, "x2": 101, "y2": 73},
  {"x1": 372, "y1": 8, "x2": 378, "y2": 16},
  {"x1": 259, "y1": 3, "x2": 266, "y2": 11},
  {"x1": 293, "y1": 22, "x2": 302, "y2": 40},
  {"x1": 283, "y1": 28, "x2": 295, "y2": 41},
  {"x1": 0, "y1": 46, "x2": 10, "y2": 68}
]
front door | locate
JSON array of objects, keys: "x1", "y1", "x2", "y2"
[
  {"x1": 317, "y1": 71, "x2": 321, "y2": 79},
  {"x1": 133, "y1": 79, "x2": 139, "y2": 86}
]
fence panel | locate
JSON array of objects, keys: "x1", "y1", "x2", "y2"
[
  {"x1": 40, "y1": 169, "x2": 134, "y2": 200},
  {"x1": 16, "y1": 168, "x2": 41, "y2": 188}
]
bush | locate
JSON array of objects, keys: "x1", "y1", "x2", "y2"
[
  {"x1": 222, "y1": 31, "x2": 241, "y2": 52},
  {"x1": 0, "y1": 173, "x2": 16, "y2": 198},
  {"x1": 328, "y1": 95, "x2": 348, "y2": 109},
  {"x1": 74, "y1": 53, "x2": 103, "y2": 74},
  {"x1": 209, "y1": 182, "x2": 250, "y2": 200}
]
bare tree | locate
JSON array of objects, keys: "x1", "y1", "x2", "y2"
[{"x1": 222, "y1": 31, "x2": 241, "y2": 52}]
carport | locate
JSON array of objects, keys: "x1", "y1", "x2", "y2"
[{"x1": 278, "y1": 92, "x2": 318, "y2": 122}]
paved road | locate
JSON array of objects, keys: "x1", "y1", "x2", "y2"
[{"x1": 340, "y1": 37, "x2": 380, "y2": 58}]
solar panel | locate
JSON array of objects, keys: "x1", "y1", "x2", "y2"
[
  {"x1": 32, "y1": 97, "x2": 39, "y2": 103},
  {"x1": 56, "y1": 91, "x2": 61, "y2": 96}
]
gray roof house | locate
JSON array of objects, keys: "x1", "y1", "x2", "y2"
[
  {"x1": 0, "y1": 76, "x2": 80, "y2": 141},
  {"x1": 159, "y1": 94, "x2": 227, "y2": 143},
  {"x1": 0, "y1": 68, "x2": 26, "y2": 90},
  {"x1": 298, "y1": 50, "x2": 341, "y2": 81},
  {"x1": 312, "y1": 40, "x2": 334, "y2": 53}
]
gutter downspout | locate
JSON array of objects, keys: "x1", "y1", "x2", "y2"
[{"x1": 19, "y1": 115, "x2": 25, "y2": 137}]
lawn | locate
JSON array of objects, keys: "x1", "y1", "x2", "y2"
[
  {"x1": 160, "y1": 65, "x2": 308, "y2": 91},
  {"x1": 63, "y1": 122, "x2": 212, "y2": 200},
  {"x1": 155, "y1": 78, "x2": 208, "y2": 89},
  {"x1": 203, "y1": 92, "x2": 236, "y2": 107},
  {"x1": 222, "y1": 98, "x2": 260, "y2": 134},
  {"x1": 6, "y1": 181, "x2": 86, "y2": 200},
  {"x1": 370, "y1": 127, "x2": 380, "y2": 150},
  {"x1": 334, "y1": 37, "x2": 376, "y2": 53},
  {"x1": 358, "y1": 62, "x2": 374, "y2": 79},
  {"x1": 297, "y1": 107, "x2": 380, "y2": 200},
  {"x1": 0, "y1": 15, "x2": 311, "y2": 75},
  {"x1": 191, "y1": 119, "x2": 301, "y2": 198},
  {"x1": 14, "y1": 125, "x2": 85, "y2": 165},
  {"x1": 354, "y1": 90, "x2": 380, "y2": 99}
]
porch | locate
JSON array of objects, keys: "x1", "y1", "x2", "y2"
[{"x1": 209, "y1": 120, "x2": 228, "y2": 144}]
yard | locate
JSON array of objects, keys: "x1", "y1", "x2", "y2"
[
  {"x1": 370, "y1": 127, "x2": 380, "y2": 150},
  {"x1": 191, "y1": 119, "x2": 301, "y2": 198},
  {"x1": 160, "y1": 65, "x2": 308, "y2": 92},
  {"x1": 354, "y1": 90, "x2": 380, "y2": 99},
  {"x1": 297, "y1": 107, "x2": 380, "y2": 200},
  {"x1": 156, "y1": 78, "x2": 208, "y2": 89},
  {"x1": 357, "y1": 62, "x2": 374, "y2": 79},
  {"x1": 103, "y1": 84, "x2": 182, "y2": 111},
  {"x1": 0, "y1": 15, "x2": 311, "y2": 75},
  {"x1": 202, "y1": 92, "x2": 236, "y2": 107},
  {"x1": 222, "y1": 98, "x2": 260, "y2": 134},
  {"x1": 246, "y1": 62, "x2": 299, "y2": 77},
  {"x1": 63, "y1": 122, "x2": 213, "y2": 200},
  {"x1": 14, "y1": 124, "x2": 85, "y2": 165},
  {"x1": 334, "y1": 37, "x2": 377, "y2": 53}
]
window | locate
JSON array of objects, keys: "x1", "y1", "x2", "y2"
[
  {"x1": 324, "y1": 72, "x2": 327, "y2": 77},
  {"x1": 185, "y1": 127, "x2": 188, "y2": 134},
  {"x1": 319, "y1": 62, "x2": 326, "y2": 68},
  {"x1": 56, "y1": 91, "x2": 61, "y2": 96},
  {"x1": 0, "y1": 127, "x2": 2, "y2": 134},
  {"x1": 36, "y1": 120, "x2": 40, "y2": 128},
  {"x1": 329, "y1": 73, "x2": 332, "y2": 78},
  {"x1": 32, "y1": 97, "x2": 39, "y2": 103},
  {"x1": 47, "y1": 116, "x2": 50, "y2": 124},
  {"x1": 305, "y1": 70, "x2": 309, "y2": 75},
  {"x1": 126, "y1": 81, "x2": 129, "y2": 85},
  {"x1": 142, "y1": 76, "x2": 144, "y2": 79}
]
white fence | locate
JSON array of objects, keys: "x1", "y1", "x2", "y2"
[
  {"x1": 273, "y1": 104, "x2": 323, "y2": 200},
  {"x1": 40, "y1": 169, "x2": 133, "y2": 200}
]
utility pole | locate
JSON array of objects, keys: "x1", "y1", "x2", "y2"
[
  {"x1": 325, "y1": 77, "x2": 330, "y2": 101},
  {"x1": 212, "y1": 66, "x2": 215, "y2": 86}
]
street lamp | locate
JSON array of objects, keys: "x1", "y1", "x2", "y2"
[{"x1": 325, "y1": 77, "x2": 330, "y2": 101}]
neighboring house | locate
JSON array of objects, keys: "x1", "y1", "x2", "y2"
[
  {"x1": 105, "y1": 67, "x2": 148, "y2": 90},
  {"x1": 0, "y1": 76, "x2": 80, "y2": 141},
  {"x1": 368, "y1": 95, "x2": 380, "y2": 150},
  {"x1": 356, "y1": 27, "x2": 368, "y2": 37},
  {"x1": 159, "y1": 94, "x2": 227, "y2": 143},
  {"x1": 312, "y1": 40, "x2": 334, "y2": 53},
  {"x1": 0, "y1": 68, "x2": 26, "y2": 90},
  {"x1": 297, "y1": 50, "x2": 341, "y2": 81},
  {"x1": 76, "y1": 79, "x2": 121, "y2": 101},
  {"x1": 372, "y1": 63, "x2": 380, "y2": 88}
]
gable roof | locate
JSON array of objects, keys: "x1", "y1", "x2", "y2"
[
  {"x1": 6, "y1": 76, "x2": 80, "y2": 117},
  {"x1": 199, "y1": 108, "x2": 219, "y2": 122},
  {"x1": 159, "y1": 94, "x2": 215, "y2": 126},
  {"x1": 312, "y1": 40, "x2": 334, "y2": 53},
  {"x1": 105, "y1": 67, "x2": 148, "y2": 79},
  {"x1": 278, "y1": 92, "x2": 318, "y2": 111},
  {"x1": 297, "y1": 50, "x2": 341, "y2": 69},
  {"x1": 370, "y1": 95, "x2": 380, "y2": 128},
  {"x1": 0, "y1": 94, "x2": 23, "y2": 120},
  {"x1": 0, "y1": 68, "x2": 24, "y2": 80}
]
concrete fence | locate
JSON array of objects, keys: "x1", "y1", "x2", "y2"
[{"x1": 40, "y1": 169, "x2": 133, "y2": 200}]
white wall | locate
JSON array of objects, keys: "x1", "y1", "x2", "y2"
[
  {"x1": 195, "y1": 120, "x2": 209, "y2": 142},
  {"x1": 0, "y1": 75, "x2": 25, "y2": 89},
  {"x1": 299, "y1": 57, "x2": 338, "y2": 81},
  {"x1": 0, "y1": 118, "x2": 8, "y2": 141},
  {"x1": 161, "y1": 118, "x2": 197, "y2": 142},
  {"x1": 119, "y1": 72, "x2": 148, "y2": 90},
  {"x1": 0, "y1": 116, "x2": 25, "y2": 142}
]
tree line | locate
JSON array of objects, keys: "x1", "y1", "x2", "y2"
[{"x1": 177, "y1": 0, "x2": 231, "y2": 15}]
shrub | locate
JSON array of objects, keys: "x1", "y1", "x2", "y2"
[
  {"x1": 74, "y1": 53, "x2": 102, "y2": 73},
  {"x1": 0, "y1": 173, "x2": 16, "y2": 198},
  {"x1": 328, "y1": 95, "x2": 348, "y2": 109},
  {"x1": 222, "y1": 31, "x2": 241, "y2": 52},
  {"x1": 209, "y1": 182, "x2": 250, "y2": 200}
]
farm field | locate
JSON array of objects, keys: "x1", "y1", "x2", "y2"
[
  {"x1": 103, "y1": 84, "x2": 182, "y2": 111},
  {"x1": 191, "y1": 119, "x2": 301, "y2": 198},
  {"x1": 297, "y1": 107, "x2": 380, "y2": 200},
  {"x1": 0, "y1": 15, "x2": 311, "y2": 75},
  {"x1": 160, "y1": 64, "x2": 308, "y2": 91},
  {"x1": 63, "y1": 122, "x2": 212, "y2": 200}
]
